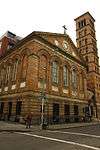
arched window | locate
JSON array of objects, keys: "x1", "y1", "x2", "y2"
[
  {"x1": 12, "y1": 59, "x2": 19, "y2": 81},
  {"x1": 52, "y1": 61, "x2": 58, "y2": 84},
  {"x1": 39, "y1": 54, "x2": 47, "y2": 89},
  {"x1": 5, "y1": 65, "x2": 11, "y2": 85},
  {"x1": 21, "y1": 55, "x2": 28, "y2": 81},
  {"x1": 72, "y1": 68, "x2": 77, "y2": 90},
  {"x1": 80, "y1": 73, "x2": 84, "y2": 91},
  {"x1": 39, "y1": 55, "x2": 47, "y2": 79},
  {"x1": 1, "y1": 68, "x2": 5, "y2": 86},
  {"x1": 63, "y1": 65, "x2": 68, "y2": 87}
]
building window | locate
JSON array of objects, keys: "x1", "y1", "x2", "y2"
[
  {"x1": 79, "y1": 19, "x2": 86, "y2": 29},
  {"x1": 80, "y1": 73, "x2": 84, "y2": 91},
  {"x1": 63, "y1": 65, "x2": 68, "y2": 87},
  {"x1": 39, "y1": 54, "x2": 47, "y2": 89},
  {"x1": 39, "y1": 55, "x2": 47, "y2": 79},
  {"x1": 21, "y1": 55, "x2": 28, "y2": 81},
  {"x1": 84, "y1": 19, "x2": 86, "y2": 26},
  {"x1": 78, "y1": 22, "x2": 81, "y2": 28},
  {"x1": 72, "y1": 69, "x2": 77, "y2": 90},
  {"x1": 12, "y1": 59, "x2": 19, "y2": 81},
  {"x1": 1, "y1": 68, "x2": 5, "y2": 86},
  {"x1": 5, "y1": 65, "x2": 11, "y2": 85},
  {"x1": 52, "y1": 61, "x2": 59, "y2": 84}
]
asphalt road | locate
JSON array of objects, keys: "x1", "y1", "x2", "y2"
[{"x1": 0, "y1": 124, "x2": 100, "y2": 150}]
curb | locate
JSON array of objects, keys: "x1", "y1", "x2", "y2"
[
  {"x1": 48, "y1": 122, "x2": 100, "y2": 130},
  {"x1": 0, "y1": 129, "x2": 33, "y2": 132}
]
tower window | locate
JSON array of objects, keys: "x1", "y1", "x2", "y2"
[
  {"x1": 78, "y1": 22, "x2": 81, "y2": 28},
  {"x1": 79, "y1": 19, "x2": 86, "y2": 28},
  {"x1": 84, "y1": 19, "x2": 86, "y2": 26}
]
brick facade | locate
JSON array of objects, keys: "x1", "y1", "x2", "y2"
[{"x1": 0, "y1": 12, "x2": 100, "y2": 124}]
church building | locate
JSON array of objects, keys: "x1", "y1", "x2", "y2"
[{"x1": 0, "y1": 12, "x2": 100, "y2": 124}]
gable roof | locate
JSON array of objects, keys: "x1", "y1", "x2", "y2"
[
  {"x1": 0, "y1": 31, "x2": 87, "y2": 67},
  {"x1": 33, "y1": 31, "x2": 86, "y2": 66}
]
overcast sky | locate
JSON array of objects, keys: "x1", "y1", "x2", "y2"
[{"x1": 0, "y1": 0, "x2": 100, "y2": 63}]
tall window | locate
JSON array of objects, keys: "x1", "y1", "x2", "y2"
[
  {"x1": 21, "y1": 55, "x2": 28, "y2": 81},
  {"x1": 5, "y1": 65, "x2": 11, "y2": 85},
  {"x1": 39, "y1": 55, "x2": 47, "y2": 80},
  {"x1": 52, "y1": 61, "x2": 58, "y2": 84},
  {"x1": 80, "y1": 73, "x2": 84, "y2": 91},
  {"x1": 12, "y1": 59, "x2": 19, "y2": 81},
  {"x1": 39, "y1": 55, "x2": 47, "y2": 89},
  {"x1": 1, "y1": 68, "x2": 5, "y2": 86},
  {"x1": 63, "y1": 66, "x2": 68, "y2": 87},
  {"x1": 72, "y1": 69, "x2": 77, "y2": 90}
]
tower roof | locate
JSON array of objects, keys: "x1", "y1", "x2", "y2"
[{"x1": 74, "y1": 12, "x2": 95, "y2": 22}]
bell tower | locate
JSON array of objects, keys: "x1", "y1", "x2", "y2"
[{"x1": 75, "y1": 12, "x2": 100, "y2": 118}]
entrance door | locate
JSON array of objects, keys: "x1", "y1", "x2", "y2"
[
  {"x1": 64, "y1": 104, "x2": 70, "y2": 122},
  {"x1": 74, "y1": 105, "x2": 79, "y2": 122},
  {"x1": 53, "y1": 103, "x2": 59, "y2": 123},
  {"x1": 8, "y1": 102, "x2": 12, "y2": 120}
]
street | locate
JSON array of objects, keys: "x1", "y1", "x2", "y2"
[{"x1": 0, "y1": 124, "x2": 100, "y2": 150}]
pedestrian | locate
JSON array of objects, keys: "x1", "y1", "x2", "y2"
[{"x1": 25, "y1": 113, "x2": 32, "y2": 129}]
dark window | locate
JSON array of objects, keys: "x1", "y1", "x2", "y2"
[
  {"x1": 64, "y1": 104, "x2": 70, "y2": 122},
  {"x1": 16, "y1": 101, "x2": 22, "y2": 116},
  {"x1": 0, "y1": 102, "x2": 4, "y2": 114},
  {"x1": 74, "y1": 105, "x2": 79, "y2": 116},
  {"x1": 8, "y1": 102, "x2": 12, "y2": 120},
  {"x1": 40, "y1": 105, "x2": 45, "y2": 113},
  {"x1": 74, "y1": 105, "x2": 79, "y2": 122},
  {"x1": 53, "y1": 103, "x2": 59, "y2": 123},
  {"x1": 84, "y1": 19, "x2": 86, "y2": 26},
  {"x1": 64, "y1": 105, "x2": 70, "y2": 115},
  {"x1": 78, "y1": 22, "x2": 81, "y2": 28}
]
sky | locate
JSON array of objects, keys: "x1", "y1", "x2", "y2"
[{"x1": 0, "y1": 0, "x2": 100, "y2": 63}]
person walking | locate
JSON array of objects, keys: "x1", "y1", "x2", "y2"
[{"x1": 25, "y1": 113, "x2": 32, "y2": 129}]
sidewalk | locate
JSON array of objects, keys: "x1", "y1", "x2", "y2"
[
  {"x1": 0, "y1": 121, "x2": 38, "y2": 132},
  {"x1": 0, "y1": 121, "x2": 100, "y2": 132}
]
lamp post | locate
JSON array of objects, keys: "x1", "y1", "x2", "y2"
[{"x1": 40, "y1": 78, "x2": 47, "y2": 129}]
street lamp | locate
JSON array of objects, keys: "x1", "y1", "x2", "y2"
[{"x1": 40, "y1": 78, "x2": 47, "y2": 129}]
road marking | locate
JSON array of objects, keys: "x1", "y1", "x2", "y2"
[
  {"x1": 16, "y1": 132, "x2": 100, "y2": 150},
  {"x1": 47, "y1": 130, "x2": 100, "y2": 139}
]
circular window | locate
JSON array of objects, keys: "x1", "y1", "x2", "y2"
[
  {"x1": 55, "y1": 40, "x2": 59, "y2": 46},
  {"x1": 63, "y1": 41, "x2": 68, "y2": 49}
]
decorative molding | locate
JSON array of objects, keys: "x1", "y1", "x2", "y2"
[
  {"x1": 11, "y1": 84, "x2": 16, "y2": 90},
  {"x1": 4, "y1": 87, "x2": 8, "y2": 92},
  {"x1": 63, "y1": 89, "x2": 68, "y2": 94},
  {"x1": 52, "y1": 86, "x2": 58, "y2": 91},
  {"x1": 20, "y1": 82, "x2": 26, "y2": 88}
]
